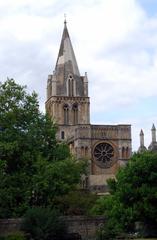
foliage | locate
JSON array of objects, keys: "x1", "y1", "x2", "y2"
[
  {"x1": 96, "y1": 220, "x2": 123, "y2": 240},
  {"x1": 54, "y1": 190, "x2": 98, "y2": 215},
  {"x1": 0, "y1": 232, "x2": 26, "y2": 240},
  {"x1": 30, "y1": 158, "x2": 86, "y2": 207},
  {"x1": 0, "y1": 79, "x2": 85, "y2": 217},
  {"x1": 114, "y1": 151, "x2": 157, "y2": 228},
  {"x1": 53, "y1": 143, "x2": 70, "y2": 161},
  {"x1": 0, "y1": 79, "x2": 58, "y2": 165},
  {"x1": 92, "y1": 151, "x2": 157, "y2": 239},
  {"x1": 22, "y1": 207, "x2": 67, "y2": 240},
  {"x1": 0, "y1": 79, "x2": 54, "y2": 216}
]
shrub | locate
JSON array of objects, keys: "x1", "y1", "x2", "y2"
[
  {"x1": 0, "y1": 237, "x2": 5, "y2": 240},
  {"x1": 0, "y1": 232, "x2": 26, "y2": 240},
  {"x1": 96, "y1": 221, "x2": 123, "y2": 240},
  {"x1": 54, "y1": 190, "x2": 97, "y2": 215},
  {"x1": 22, "y1": 207, "x2": 67, "y2": 240}
]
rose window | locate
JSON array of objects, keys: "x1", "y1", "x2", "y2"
[{"x1": 93, "y1": 142, "x2": 115, "y2": 168}]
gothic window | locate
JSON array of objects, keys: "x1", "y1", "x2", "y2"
[
  {"x1": 126, "y1": 147, "x2": 129, "y2": 158},
  {"x1": 93, "y1": 142, "x2": 115, "y2": 168},
  {"x1": 63, "y1": 104, "x2": 69, "y2": 125},
  {"x1": 61, "y1": 131, "x2": 65, "y2": 139},
  {"x1": 72, "y1": 103, "x2": 78, "y2": 125},
  {"x1": 85, "y1": 147, "x2": 88, "y2": 157},
  {"x1": 122, "y1": 147, "x2": 125, "y2": 158},
  {"x1": 81, "y1": 146, "x2": 84, "y2": 157},
  {"x1": 67, "y1": 74, "x2": 75, "y2": 96}
]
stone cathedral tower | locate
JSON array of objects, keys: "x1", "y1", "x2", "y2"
[{"x1": 46, "y1": 21, "x2": 132, "y2": 192}]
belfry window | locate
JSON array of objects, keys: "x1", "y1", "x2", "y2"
[
  {"x1": 63, "y1": 104, "x2": 69, "y2": 125},
  {"x1": 73, "y1": 103, "x2": 78, "y2": 125},
  {"x1": 67, "y1": 74, "x2": 75, "y2": 96}
]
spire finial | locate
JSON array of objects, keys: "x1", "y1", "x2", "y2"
[
  {"x1": 140, "y1": 129, "x2": 144, "y2": 146},
  {"x1": 138, "y1": 128, "x2": 147, "y2": 152},
  {"x1": 64, "y1": 13, "x2": 67, "y2": 25},
  {"x1": 152, "y1": 123, "x2": 156, "y2": 131},
  {"x1": 151, "y1": 123, "x2": 156, "y2": 143},
  {"x1": 140, "y1": 129, "x2": 144, "y2": 136}
]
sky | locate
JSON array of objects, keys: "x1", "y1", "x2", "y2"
[{"x1": 0, "y1": 0, "x2": 157, "y2": 151}]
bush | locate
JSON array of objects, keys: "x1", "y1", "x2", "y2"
[
  {"x1": 96, "y1": 218, "x2": 124, "y2": 240},
  {"x1": 22, "y1": 207, "x2": 67, "y2": 240},
  {"x1": 54, "y1": 190, "x2": 97, "y2": 215},
  {"x1": 0, "y1": 237, "x2": 5, "y2": 240},
  {"x1": 0, "y1": 232, "x2": 26, "y2": 240}
]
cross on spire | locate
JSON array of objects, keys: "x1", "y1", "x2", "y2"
[{"x1": 64, "y1": 13, "x2": 67, "y2": 25}]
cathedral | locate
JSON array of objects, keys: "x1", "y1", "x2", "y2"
[{"x1": 45, "y1": 21, "x2": 132, "y2": 192}]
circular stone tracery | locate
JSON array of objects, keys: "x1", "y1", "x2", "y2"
[{"x1": 93, "y1": 142, "x2": 115, "y2": 168}]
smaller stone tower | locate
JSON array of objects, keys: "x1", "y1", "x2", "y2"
[
  {"x1": 138, "y1": 129, "x2": 147, "y2": 153},
  {"x1": 148, "y1": 124, "x2": 157, "y2": 151}
]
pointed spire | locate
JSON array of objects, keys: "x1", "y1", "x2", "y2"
[
  {"x1": 140, "y1": 129, "x2": 144, "y2": 136},
  {"x1": 148, "y1": 124, "x2": 157, "y2": 151},
  {"x1": 151, "y1": 123, "x2": 156, "y2": 143},
  {"x1": 140, "y1": 129, "x2": 144, "y2": 147},
  {"x1": 152, "y1": 123, "x2": 156, "y2": 131},
  {"x1": 55, "y1": 20, "x2": 80, "y2": 77},
  {"x1": 64, "y1": 13, "x2": 67, "y2": 26},
  {"x1": 49, "y1": 20, "x2": 86, "y2": 97},
  {"x1": 138, "y1": 129, "x2": 147, "y2": 153}
]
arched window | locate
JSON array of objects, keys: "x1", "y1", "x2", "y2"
[
  {"x1": 67, "y1": 74, "x2": 75, "y2": 96},
  {"x1": 63, "y1": 104, "x2": 69, "y2": 125},
  {"x1": 81, "y1": 146, "x2": 84, "y2": 157},
  {"x1": 85, "y1": 147, "x2": 88, "y2": 157},
  {"x1": 122, "y1": 147, "x2": 125, "y2": 158},
  {"x1": 72, "y1": 103, "x2": 78, "y2": 125},
  {"x1": 61, "y1": 131, "x2": 65, "y2": 139},
  {"x1": 126, "y1": 147, "x2": 129, "y2": 158}
]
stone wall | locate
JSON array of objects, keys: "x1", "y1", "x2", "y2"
[
  {"x1": 62, "y1": 216, "x2": 106, "y2": 239},
  {"x1": 0, "y1": 219, "x2": 22, "y2": 236},
  {"x1": 0, "y1": 216, "x2": 106, "y2": 239}
]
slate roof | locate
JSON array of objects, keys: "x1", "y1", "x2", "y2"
[{"x1": 55, "y1": 21, "x2": 80, "y2": 77}]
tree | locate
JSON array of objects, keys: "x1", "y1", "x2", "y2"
[
  {"x1": 22, "y1": 207, "x2": 67, "y2": 240},
  {"x1": 54, "y1": 190, "x2": 97, "y2": 216},
  {"x1": 0, "y1": 79, "x2": 58, "y2": 171},
  {"x1": 92, "y1": 151, "x2": 157, "y2": 238},
  {"x1": 0, "y1": 79, "x2": 84, "y2": 217},
  {"x1": 30, "y1": 157, "x2": 87, "y2": 207}
]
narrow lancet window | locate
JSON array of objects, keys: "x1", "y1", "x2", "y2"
[
  {"x1": 63, "y1": 104, "x2": 69, "y2": 125},
  {"x1": 73, "y1": 103, "x2": 78, "y2": 125},
  {"x1": 122, "y1": 147, "x2": 125, "y2": 158},
  {"x1": 61, "y1": 131, "x2": 65, "y2": 139},
  {"x1": 126, "y1": 147, "x2": 129, "y2": 158},
  {"x1": 67, "y1": 74, "x2": 75, "y2": 96}
]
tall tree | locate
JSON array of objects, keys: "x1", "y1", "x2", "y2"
[{"x1": 0, "y1": 79, "x2": 84, "y2": 217}]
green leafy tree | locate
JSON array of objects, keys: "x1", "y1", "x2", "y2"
[
  {"x1": 22, "y1": 207, "x2": 67, "y2": 240},
  {"x1": 0, "y1": 79, "x2": 58, "y2": 170},
  {"x1": 1, "y1": 232, "x2": 26, "y2": 240},
  {"x1": 30, "y1": 158, "x2": 86, "y2": 207},
  {"x1": 92, "y1": 151, "x2": 157, "y2": 239},
  {"x1": 54, "y1": 190, "x2": 97, "y2": 215},
  {"x1": 0, "y1": 79, "x2": 84, "y2": 217}
]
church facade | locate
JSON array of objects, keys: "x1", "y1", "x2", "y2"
[{"x1": 45, "y1": 21, "x2": 132, "y2": 192}]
